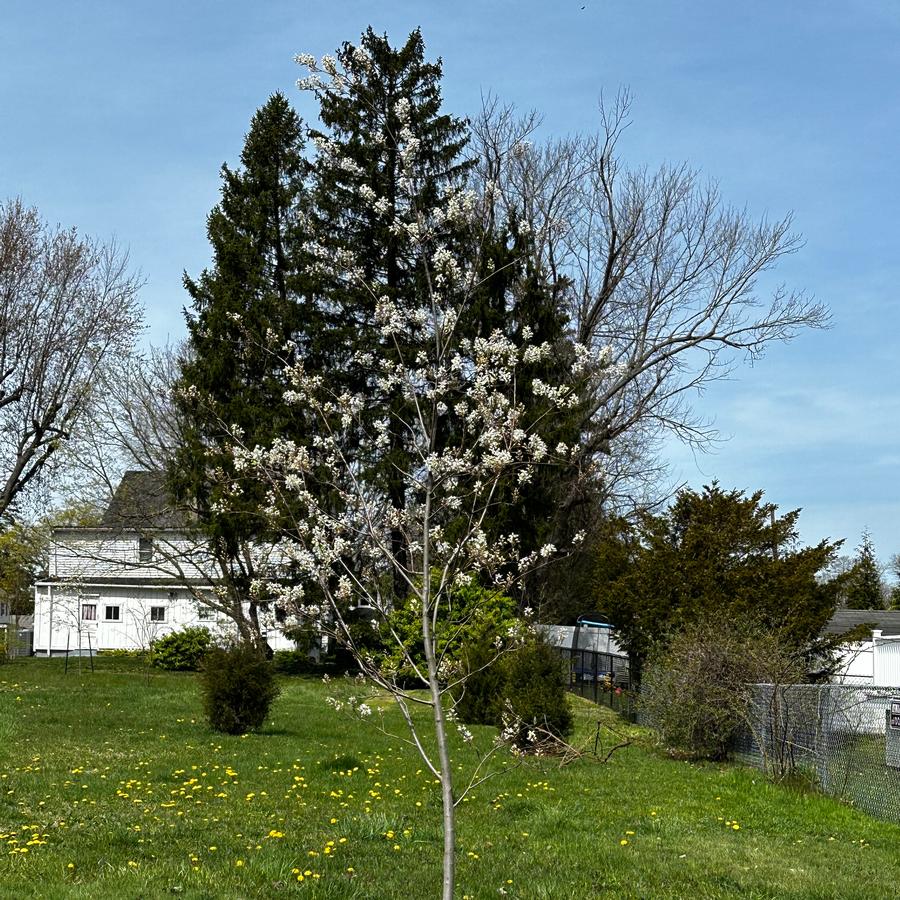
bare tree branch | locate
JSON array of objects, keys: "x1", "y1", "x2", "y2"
[{"x1": 0, "y1": 199, "x2": 142, "y2": 519}]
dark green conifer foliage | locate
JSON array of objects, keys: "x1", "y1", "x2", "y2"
[
  {"x1": 311, "y1": 28, "x2": 471, "y2": 314},
  {"x1": 846, "y1": 529, "x2": 885, "y2": 609},
  {"x1": 472, "y1": 223, "x2": 587, "y2": 606},
  {"x1": 172, "y1": 93, "x2": 313, "y2": 640},
  {"x1": 600, "y1": 484, "x2": 841, "y2": 683},
  {"x1": 307, "y1": 29, "x2": 473, "y2": 598},
  {"x1": 200, "y1": 643, "x2": 280, "y2": 734}
]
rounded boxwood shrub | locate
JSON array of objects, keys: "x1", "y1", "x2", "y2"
[
  {"x1": 199, "y1": 642, "x2": 280, "y2": 734},
  {"x1": 151, "y1": 626, "x2": 212, "y2": 671}
]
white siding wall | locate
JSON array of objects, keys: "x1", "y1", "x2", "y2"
[
  {"x1": 33, "y1": 584, "x2": 296, "y2": 655},
  {"x1": 832, "y1": 641, "x2": 875, "y2": 684},
  {"x1": 32, "y1": 584, "x2": 234, "y2": 654},
  {"x1": 33, "y1": 527, "x2": 296, "y2": 656},
  {"x1": 832, "y1": 636, "x2": 900, "y2": 687},
  {"x1": 52, "y1": 531, "x2": 216, "y2": 582},
  {"x1": 874, "y1": 636, "x2": 900, "y2": 686}
]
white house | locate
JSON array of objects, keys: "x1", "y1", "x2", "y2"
[
  {"x1": 33, "y1": 471, "x2": 295, "y2": 656},
  {"x1": 826, "y1": 609, "x2": 900, "y2": 685}
]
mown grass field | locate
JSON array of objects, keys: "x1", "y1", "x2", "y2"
[{"x1": 1, "y1": 657, "x2": 899, "y2": 899}]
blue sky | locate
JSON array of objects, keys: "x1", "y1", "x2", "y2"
[{"x1": 3, "y1": 1, "x2": 898, "y2": 566}]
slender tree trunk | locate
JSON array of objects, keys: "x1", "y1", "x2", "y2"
[
  {"x1": 420, "y1": 476, "x2": 455, "y2": 899},
  {"x1": 385, "y1": 123, "x2": 411, "y2": 602}
]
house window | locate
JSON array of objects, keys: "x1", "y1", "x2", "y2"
[
  {"x1": 198, "y1": 606, "x2": 214, "y2": 621},
  {"x1": 139, "y1": 537, "x2": 154, "y2": 563},
  {"x1": 0, "y1": 602, "x2": 7, "y2": 617},
  {"x1": 150, "y1": 606, "x2": 166, "y2": 623},
  {"x1": 81, "y1": 604, "x2": 97, "y2": 621},
  {"x1": 104, "y1": 605, "x2": 121, "y2": 622}
]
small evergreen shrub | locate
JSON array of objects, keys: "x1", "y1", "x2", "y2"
[
  {"x1": 199, "y1": 642, "x2": 280, "y2": 734},
  {"x1": 272, "y1": 648, "x2": 317, "y2": 675},
  {"x1": 452, "y1": 638, "x2": 508, "y2": 726},
  {"x1": 454, "y1": 634, "x2": 573, "y2": 752},
  {"x1": 151, "y1": 627, "x2": 212, "y2": 671},
  {"x1": 497, "y1": 637, "x2": 573, "y2": 750}
]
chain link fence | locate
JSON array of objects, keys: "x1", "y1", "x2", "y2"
[
  {"x1": 0, "y1": 625, "x2": 33, "y2": 659},
  {"x1": 733, "y1": 683, "x2": 900, "y2": 823}
]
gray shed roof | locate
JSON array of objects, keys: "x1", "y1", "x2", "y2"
[
  {"x1": 101, "y1": 470, "x2": 194, "y2": 531},
  {"x1": 823, "y1": 608, "x2": 900, "y2": 637}
]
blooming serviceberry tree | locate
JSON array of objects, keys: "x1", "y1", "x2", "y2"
[{"x1": 223, "y1": 40, "x2": 607, "y2": 900}]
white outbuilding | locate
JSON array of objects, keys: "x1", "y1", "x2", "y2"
[
  {"x1": 826, "y1": 609, "x2": 900, "y2": 685},
  {"x1": 32, "y1": 471, "x2": 295, "y2": 656}
]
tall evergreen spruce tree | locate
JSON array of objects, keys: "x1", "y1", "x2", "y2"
[
  {"x1": 847, "y1": 529, "x2": 885, "y2": 609},
  {"x1": 172, "y1": 93, "x2": 313, "y2": 643},
  {"x1": 303, "y1": 28, "x2": 473, "y2": 599},
  {"x1": 300, "y1": 29, "x2": 591, "y2": 608}
]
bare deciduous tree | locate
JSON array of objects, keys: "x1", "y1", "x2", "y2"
[
  {"x1": 0, "y1": 198, "x2": 142, "y2": 518},
  {"x1": 473, "y1": 94, "x2": 829, "y2": 514},
  {"x1": 61, "y1": 342, "x2": 186, "y2": 509}
]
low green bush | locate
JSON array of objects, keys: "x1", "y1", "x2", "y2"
[
  {"x1": 100, "y1": 648, "x2": 148, "y2": 659},
  {"x1": 151, "y1": 627, "x2": 212, "y2": 671},
  {"x1": 454, "y1": 635, "x2": 573, "y2": 751},
  {"x1": 272, "y1": 648, "x2": 318, "y2": 675},
  {"x1": 452, "y1": 637, "x2": 507, "y2": 726},
  {"x1": 641, "y1": 615, "x2": 804, "y2": 763},
  {"x1": 382, "y1": 579, "x2": 518, "y2": 686},
  {"x1": 200, "y1": 642, "x2": 280, "y2": 734},
  {"x1": 499, "y1": 637, "x2": 573, "y2": 750}
]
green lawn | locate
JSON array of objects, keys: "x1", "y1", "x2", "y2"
[{"x1": 1, "y1": 658, "x2": 899, "y2": 899}]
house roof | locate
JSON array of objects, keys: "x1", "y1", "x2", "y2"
[
  {"x1": 100, "y1": 470, "x2": 194, "y2": 531},
  {"x1": 823, "y1": 608, "x2": 900, "y2": 636}
]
